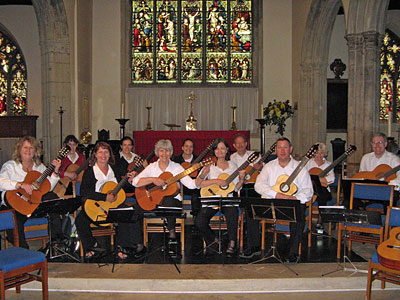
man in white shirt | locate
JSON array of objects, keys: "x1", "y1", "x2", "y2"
[{"x1": 254, "y1": 137, "x2": 313, "y2": 264}]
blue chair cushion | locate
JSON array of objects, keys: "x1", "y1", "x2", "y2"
[
  {"x1": 0, "y1": 248, "x2": 45, "y2": 273},
  {"x1": 353, "y1": 184, "x2": 392, "y2": 201},
  {"x1": 24, "y1": 217, "x2": 48, "y2": 239},
  {"x1": 389, "y1": 209, "x2": 400, "y2": 227},
  {"x1": 341, "y1": 222, "x2": 381, "y2": 229},
  {"x1": 25, "y1": 218, "x2": 47, "y2": 226},
  {"x1": 125, "y1": 197, "x2": 137, "y2": 204},
  {"x1": 371, "y1": 251, "x2": 379, "y2": 264},
  {"x1": 0, "y1": 211, "x2": 15, "y2": 231},
  {"x1": 275, "y1": 224, "x2": 290, "y2": 232}
]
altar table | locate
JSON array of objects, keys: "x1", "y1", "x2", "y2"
[{"x1": 132, "y1": 130, "x2": 250, "y2": 159}]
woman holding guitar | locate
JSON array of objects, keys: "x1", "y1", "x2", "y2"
[
  {"x1": 194, "y1": 138, "x2": 245, "y2": 256},
  {"x1": 59, "y1": 135, "x2": 87, "y2": 182},
  {"x1": 0, "y1": 136, "x2": 62, "y2": 249},
  {"x1": 131, "y1": 139, "x2": 204, "y2": 253},
  {"x1": 75, "y1": 142, "x2": 141, "y2": 260}
]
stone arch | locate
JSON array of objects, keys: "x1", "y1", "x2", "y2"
[
  {"x1": 31, "y1": 0, "x2": 71, "y2": 160},
  {"x1": 294, "y1": 0, "x2": 342, "y2": 154}
]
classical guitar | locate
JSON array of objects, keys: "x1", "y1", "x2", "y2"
[
  {"x1": 6, "y1": 146, "x2": 71, "y2": 216},
  {"x1": 136, "y1": 157, "x2": 216, "y2": 211},
  {"x1": 272, "y1": 144, "x2": 318, "y2": 196},
  {"x1": 308, "y1": 145, "x2": 357, "y2": 186},
  {"x1": 127, "y1": 150, "x2": 155, "y2": 172},
  {"x1": 84, "y1": 156, "x2": 143, "y2": 224},
  {"x1": 244, "y1": 142, "x2": 277, "y2": 183},
  {"x1": 181, "y1": 139, "x2": 218, "y2": 178},
  {"x1": 53, "y1": 159, "x2": 90, "y2": 198},
  {"x1": 352, "y1": 163, "x2": 400, "y2": 182},
  {"x1": 200, "y1": 152, "x2": 259, "y2": 197},
  {"x1": 378, "y1": 227, "x2": 400, "y2": 270}
]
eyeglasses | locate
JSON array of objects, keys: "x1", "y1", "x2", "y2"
[{"x1": 371, "y1": 141, "x2": 385, "y2": 145}]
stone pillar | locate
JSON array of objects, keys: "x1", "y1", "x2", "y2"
[{"x1": 346, "y1": 31, "x2": 381, "y2": 164}]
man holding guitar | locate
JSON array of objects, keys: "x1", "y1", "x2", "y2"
[
  {"x1": 0, "y1": 136, "x2": 62, "y2": 249},
  {"x1": 230, "y1": 133, "x2": 263, "y2": 172},
  {"x1": 255, "y1": 137, "x2": 313, "y2": 264}
]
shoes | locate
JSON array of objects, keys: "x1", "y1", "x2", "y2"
[
  {"x1": 285, "y1": 254, "x2": 300, "y2": 265},
  {"x1": 226, "y1": 241, "x2": 236, "y2": 257},
  {"x1": 316, "y1": 223, "x2": 324, "y2": 235},
  {"x1": 168, "y1": 238, "x2": 180, "y2": 258},
  {"x1": 134, "y1": 245, "x2": 147, "y2": 259},
  {"x1": 239, "y1": 247, "x2": 261, "y2": 259}
]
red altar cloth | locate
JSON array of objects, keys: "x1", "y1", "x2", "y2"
[{"x1": 132, "y1": 130, "x2": 250, "y2": 159}]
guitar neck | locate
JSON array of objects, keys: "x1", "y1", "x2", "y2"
[
  {"x1": 382, "y1": 164, "x2": 400, "y2": 179},
  {"x1": 285, "y1": 157, "x2": 311, "y2": 186},
  {"x1": 136, "y1": 151, "x2": 155, "y2": 173},
  {"x1": 319, "y1": 153, "x2": 346, "y2": 178},
  {"x1": 166, "y1": 162, "x2": 205, "y2": 186},
  {"x1": 226, "y1": 159, "x2": 252, "y2": 184},
  {"x1": 192, "y1": 141, "x2": 215, "y2": 164},
  {"x1": 34, "y1": 149, "x2": 70, "y2": 186},
  {"x1": 74, "y1": 160, "x2": 89, "y2": 176},
  {"x1": 111, "y1": 176, "x2": 129, "y2": 195}
]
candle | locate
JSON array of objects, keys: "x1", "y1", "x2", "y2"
[
  {"x1": 388, "y1": 111, "x2": 392, "y2": 137},
  {"x1": 233, "y1": 97, "x2": 236, "y2": 107},
  {"x1": 121, "y1": 102, "x2": 125, "y2": 118},
  {"x1": 260, "y1": 104, "x2": 264, "y2": 118},
  {"x1": 147, "y1": 99, "x2": 151, "y2": 107}
]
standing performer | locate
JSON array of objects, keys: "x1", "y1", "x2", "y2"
[
  {"x1": 75, "y1": 142, "x2": 143, "y2": 260},
  {"x1": 254, "y1": 137, "x2": 313, "y2": 264},
  {"x1": 0, "y1": 136, "x2": 61, "y2": 248},
  {"x1": 195, "y1": 138, "x2": 245, "y2": 256}
]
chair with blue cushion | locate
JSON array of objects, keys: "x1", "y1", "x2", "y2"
[
  {"x1": 0, "y1": 209, "x2": 48, "y2": 300},
  {"x1": 337, "y1": 182, "x2": 394, "y2": 259},
  {"x1": 366, "y1": 206, "x2": 400, "y2": 300}
]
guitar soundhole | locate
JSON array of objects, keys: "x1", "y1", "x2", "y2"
[
  {"x1": 221, "y1": 185, "x2": 228, "y2": 190},
  {"x1": 244, "y1": 174, "x2": 250, "y2": 181},
  {"x1": 280, "y1": 183, "x2": 289, "y2": 193}
]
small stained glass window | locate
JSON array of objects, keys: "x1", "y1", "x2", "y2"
[
  {"x1": 131, "y1": 0, "x2": 253, "y2": 85},
  {"x1": 0, "y1": 31, "x2": 27, "y2": 116}
]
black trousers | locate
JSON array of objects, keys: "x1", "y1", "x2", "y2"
[
  {"x1": 244, "y1": 210, "x2": 261, "y2": 249},
  {"x1": 195, "y1": 206, "x2": 238, "y2": 245},
  {"x1": 288, "y1": 204, "x2": 306, "y2": 256}
]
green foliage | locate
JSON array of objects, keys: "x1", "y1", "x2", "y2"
[{"x1": 263, "y1": 100, "x2": 295, "y2": 136}]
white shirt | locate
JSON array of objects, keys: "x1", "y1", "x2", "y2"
[
  {"x1": 120, "y1": 152, "x2": 139, "y2": 164},
  {"x1": 0, "y1": 160, "x2": 60, "y2": 203},
  {"x1": 92, "y1": 163, "x2": 117, "y2": 192},
  {"x1": 305, "y1": 158, "x2": 335, "y2": 190},
  {"x1": 254, "y1": 157, "x2": 313, "y2": 204},
  {"x1": 204, "y1": 160, "x2": 240, "y2": 196},
  {"x1": 131, "y1": 159, "x2": 197, "y2": 201},
  {"x1": 360, "y1": 150, "x2": 400, "y2": 188},
  {"x1": 230, "y1": 150, "x2": 255, "y2": 168}
]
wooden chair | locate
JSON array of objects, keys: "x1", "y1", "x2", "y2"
[
  {"x1": 75, "y1": 182, "x2": 116, "y2": 262},
  {"x1": 0, "y1": 209, "x2": 48, "y2": 300},
  {"x1": 341, "y1": 161, "x2": 360, "y2": 179},
  {"x1": 366, "y1": 206, "x2": 400, "y2": 300},
  {"x1": 337, "y1": 182, "x2": 394, "y2": 259}
]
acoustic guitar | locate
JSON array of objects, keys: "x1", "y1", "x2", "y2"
[
  {"x1": 6, "y1": 146, "x2": 71, "y2": 216},
  {"x1": 308, "y1": 145, "x2": 357, "y2": 186},
  {"x1": 127, "y1": 150, "x2": 155, "y2": 172},
  {"x1": 244, "y1": 142, "x2": 277, "y2": 183},
  {"x1": 84, "y1": 156, "x2": 143, "y2": 224},
  {"x1": 181, "y1": 139, "x2": 218, "y2": 178},
  {"x1": 200, "y1": 152, "x2": 259, "y2": 197},
  {"x1": 377, "y1": 227, "x2": 400, "y2": 270},
  {"x1": 352, "y1": 163, "x2": 400, "y2": 182},
  {"x1": 136, "y1": 157, "x2": 216, "y2": 211},
  {"x1": 272, "y1": 144, "x2": 318, "y2": 196},
  {"x1": 53, "y1": 159, "x2": 89, "y2": 198}
]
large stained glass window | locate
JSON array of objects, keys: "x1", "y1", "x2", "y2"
[
  {"x1": 0, "y1": 31, "x2": 27, "y2": 116},
  {"x1": 132, "y1": 0, "x2": 253, "y2": 84},
  {"x1": 380, "y1": 30, "x2": 400, "y2": 122}
]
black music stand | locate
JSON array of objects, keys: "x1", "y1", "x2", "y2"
[
  {"x1": 32, "y1": 197, "x2": 82, "y2": 262},
  {"x1": 320, "y1": 206, "x2": 381, "y2": 276},
  {"x1": 243, "y1": 198, "x2": 300, "y2": 275},
  {"x1": 198, "y1": 197, "x2": 241, "y2": 255}
]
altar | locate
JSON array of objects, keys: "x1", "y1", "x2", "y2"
[{"x1": 132, "y1": 130, "x2": 250, "y2": 158}]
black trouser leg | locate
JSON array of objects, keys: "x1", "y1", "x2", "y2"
[
  {"x1": 160, "y1": 196, "x2": 181, "y2": 231},
  {"x1": 222, "y1": 206, "x2": 238, "y2": 243},
  {"x1": 194, "y1": 207, "x2": 217, "y2": 245},
  {"x1": 288, "y1": 204, "x2": 306, "y2": 256},
  {"x1": 245, "y1": 210, "x2": 261, "y2": 249},
  {"x1": 75, "y1": 210, "x2": 96, "y2": 253}
]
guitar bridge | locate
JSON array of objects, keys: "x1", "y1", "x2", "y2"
[{"x1": 16, "y1": 192, "x2": 30, "y2": 203}]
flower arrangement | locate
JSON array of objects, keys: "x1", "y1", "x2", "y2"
[{"x1": 263, "y1": 99, "x2": 295, "y2": 136}]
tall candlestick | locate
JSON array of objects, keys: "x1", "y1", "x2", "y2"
[
  {"x1": 260, "y1": 104, "x2": 264, "y2": 118},
  {"x1": 388, "y1": 111, "x2": 392, "y2": 137},
  {"x1": 147, "y1": 99, "x2": 151, "y2": 107},
  {"x1": 121, "y1": 102, "x2": 125, "y2": 118}
]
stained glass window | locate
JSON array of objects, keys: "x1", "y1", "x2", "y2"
[
  {"x1": 131, "y1": 0, "x2": 253, "y2": 84},
  {"x1": 380, "y1": 30, "x2": 400, "y2": 122},
  {"x1": 0, "y1": 31, "x2": 27, "y2": 116}
]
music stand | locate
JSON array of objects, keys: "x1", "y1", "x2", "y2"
[
  {"x1": 320, "y1": 206, "x2": 381, "y2": 276},
  {"x1": 241, "y1": 198, "x2": 300, "y2": 275},
  {"x1": 198, "y1": 197, "x2": 241, "y2": 255},
  {"x1": 32, "y1": 197, "x2": 82, "y2": 262}
]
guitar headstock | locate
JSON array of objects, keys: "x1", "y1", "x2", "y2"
[
  {"x1": 58, "y1": 145, "x2": 71, "y2": 159},
  {"x1": 248, "y1": 152, "x2": 260, "y2": 163},
  {"x1": 134, "y1": 156, "x2": 144, "y2": 166},
  {"x1": 208, "y1": 139, "x2": 218, "y2": 151},
  {"x1": 305, "y1": 144, "x2": 319, "y2": 159},
  {"x1": 266, "y1": 142, "x2": 277, "y2": 156},
  {"x1": 345, "y1": 145, "x2": 357, "y2": 156},
  {"x1": 201, "y1": 156, "x2": 217, "y2": 166}
]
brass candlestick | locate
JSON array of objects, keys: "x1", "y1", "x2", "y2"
[
  {"x1": 230, "y1": 106, "x2": 237, "y2": 131},
  {"x1": 186, "y1": 91, "x2": 197, "y2": 131},
  {"x1": 145, "y1": 106, "x2": 152, "y2": 131}
]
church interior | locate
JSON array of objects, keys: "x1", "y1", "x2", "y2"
[{"x1": 1, "y1": 0, "x2": 400, "y2": 299}]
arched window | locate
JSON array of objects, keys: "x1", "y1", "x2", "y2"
[
  {"x1": 380, "y1": 29, "x2": 400, "y2": 122},
  {"x1": 131, "y1": 0, "x2": 253, "y2": 85},
  {"x1": 0, "y1": 30, "x2": 27, "y2": 116}
]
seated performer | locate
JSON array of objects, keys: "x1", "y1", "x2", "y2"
[
  {"x1": 59, "y1": 135, "x2": 87, "y2": 181},
  {"x1": 0, "y1": 136, "x2": 61, "y2": 248},
  {"x1": 172, "y1": 138, "x2": 201, "y2": 215},
  {"x1": 305, "y1": 142, "x2": 335, "y2": 231},
  {"x1": 230, "y1": 133, "x2": 262, "y2": 170},
  {"x1": 352, "y1": 132, "x2": 400, "y2": 209},
  {"x1": 254, "y1": 137, "x2": 313, "y2": 264},
  {"x1": 75, "y1": 141, "x2": 143, "y2": 260},
  {"x1": 195, "y1": 138, "x2": 245, "y2": 256},
  {"x1": 131, "y1": 139, "x2": 203, "y2": 251}
]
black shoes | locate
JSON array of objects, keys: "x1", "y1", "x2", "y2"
[
  {"x1": 133, "y1": 245, "x2": 147, "y2": 259},
  {"x1": 168, "y1": 238, "x2": 180, "y2": 258},
  {"x1": 239, "y1": 247, "x2": 261, "y2": 259},
  {"x1": 226, "y1": 241, "x2": 236, "y2": 257},
  {"x1": 285, "y1": 254, "x2": 300, "y2": 265}
]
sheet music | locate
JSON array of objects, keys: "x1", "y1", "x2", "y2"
[{"x1": 109, "y1": 207, "x2": 134, "y2": 211}]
